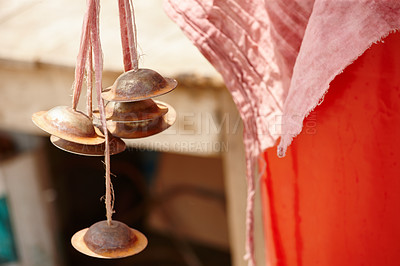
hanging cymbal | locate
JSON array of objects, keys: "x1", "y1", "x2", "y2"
[
  {"x1": 105, "y1": 99, "x2": 168, "y2": 122},
  {"x1": 101, "y1": 68, "x2": 177, "y2": 102},
  {"x1": 32, "y1": 106, "x2": 105, "y2": 145},
  {"x1": 50, "y1": 135, "x2": 126, "y2": 156},
  {"x1": 71, "y1": 220, "x2": 147, "y2": 259},
  {"x1": 94, "y1": 101, "x2": 176, "y2": 139}
]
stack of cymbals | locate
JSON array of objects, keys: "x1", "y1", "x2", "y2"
[
  {"x1": 32, "y1": 105, "x2": 126, "y2": 156},
  {"x1": 31, "y1": 69, "x2": 177, "y2": 157},
  {"x1": 95, "y1": 68, "x2": 177, "y2": 139}
]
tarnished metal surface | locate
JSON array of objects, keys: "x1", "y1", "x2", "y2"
[
  {"x1": 71, "y1": 220, "x2": 147, "y2": 259},
  {"x1": 32, "y1": 106, "x2": 105, "y2": 145},
  {"x1": 105, "y1": 99, "x2": 168, "y2": 122},
  {"x1": 102, "y1": 69, "x2": 177, "y2": 102},
  {"x1": 94, "y1": 102, "x2": 176, "y2": 139}
]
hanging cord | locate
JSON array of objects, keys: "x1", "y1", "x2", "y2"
[
  {"x1": 86, "y1": 41, "x2": 93, "y2": 118},
  {"x1": 89, "y1": 0, "x2": 114, "y2": 225},
  {"x1": 118, "y1": 0, "x2": 132, "y2": 71},
  {"x1": 118, "y1": 0, "x2": 138, "y2": 71},
  {"x1": 126, "y1": 0, "x2": 138, "y2": 71},
  {"x1": 244, "y1": 153, "x2": 256, "y2": 266},
  {"x1": 72, "y1": 0, "x2": 93, "y2": 110}
]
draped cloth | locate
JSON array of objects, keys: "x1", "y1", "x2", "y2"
[{"x1": 163, "y1": 0, "x2": 400, "y2": 265}]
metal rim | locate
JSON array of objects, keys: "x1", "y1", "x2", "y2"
[{"x1": 50, "y1": 135, "x2": 126, "y2": 156}]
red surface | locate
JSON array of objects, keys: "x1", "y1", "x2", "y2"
[{"x1": 262, "y1": 32, "x2": 400, "y2": 266}]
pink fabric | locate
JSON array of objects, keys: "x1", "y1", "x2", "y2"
[
  {"x1": 163, "y1": 2, "x2": 290, "y2": 265},
  {"x1": 118, "y1": 0, "x2": 138, "y2": 71},
  {"x1": 72, "y1": 0, "x2": 93, "y2": 109},
  {"x1": 163, "y1": 0, "x2": 400, "y2": 265},
  {"x1": 278, "y1": 0, "x2": 400, "y2": 157}
]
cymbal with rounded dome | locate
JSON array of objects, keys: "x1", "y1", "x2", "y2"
[
  {"x1": 32, "y1": 106, "x2": 105, "y2": 145},
  {"x1": 101, "y1": 68, "x2": 177, "y2": 102},
  {"x1": 71, "y1": 220, "x2": 147, "y2": 259}
]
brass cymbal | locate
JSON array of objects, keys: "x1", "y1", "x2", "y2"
[
  {"x1": 50, "y1": 135, "x2": 126, "y2": 156},
  {"x1": 105, "y1": 99, "x2": 168, "y2": 122},
  {"x1": 102, "y1": 68, "x2": 177, "y2": 102},
  {"x1": 71, "y1": 220, "x2": 147, "y2": 259},
  {"x1": 94, "y1": 101, "x2": 176, "y2": 139},
  {"x1": 32, "y1": 106, "x2": 105, "y2": 145}
]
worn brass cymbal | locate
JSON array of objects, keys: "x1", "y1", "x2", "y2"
[
  {"x1": 101, "y1": 68, "x2": 177, "y2": 102},
  {"x1": 94, "y1": 101, "x2": 176, "y2": 139},
  {"x1": 50, "y1": 135, "x2": 126, "y2": 156},
  {"x1": 32, "y1": 106, "x2": 105, "y2": 145},
  {"x1": 71, "y1": 220, "x2": 147, "y2": 259},
  {"x1": 105, "y1": 99, "x2": 168, "y2": 122}
]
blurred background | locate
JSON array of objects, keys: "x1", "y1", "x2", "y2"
[{"x1": 0, "y1": 1, "x2": 264, "y2": 265}]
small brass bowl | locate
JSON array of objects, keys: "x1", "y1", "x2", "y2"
[
  {"x1": 50, "y1": 135, "x2": 126, "y2": 156},
  {"x1": 94, "y1": 101, "x2": 176, "y2": 139},
  {"x1": 32, "y1": 106, "x2": 104, "y2": 145},
  {"x1": 105, "y1": 99, "x2": 168, "y2": 122},
  {"x1": 102, "y1": 68, "x2": 177, "y2": 102},
  {"x1": 71, "y1": 220, "x2": 147, "y2": 259}
]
